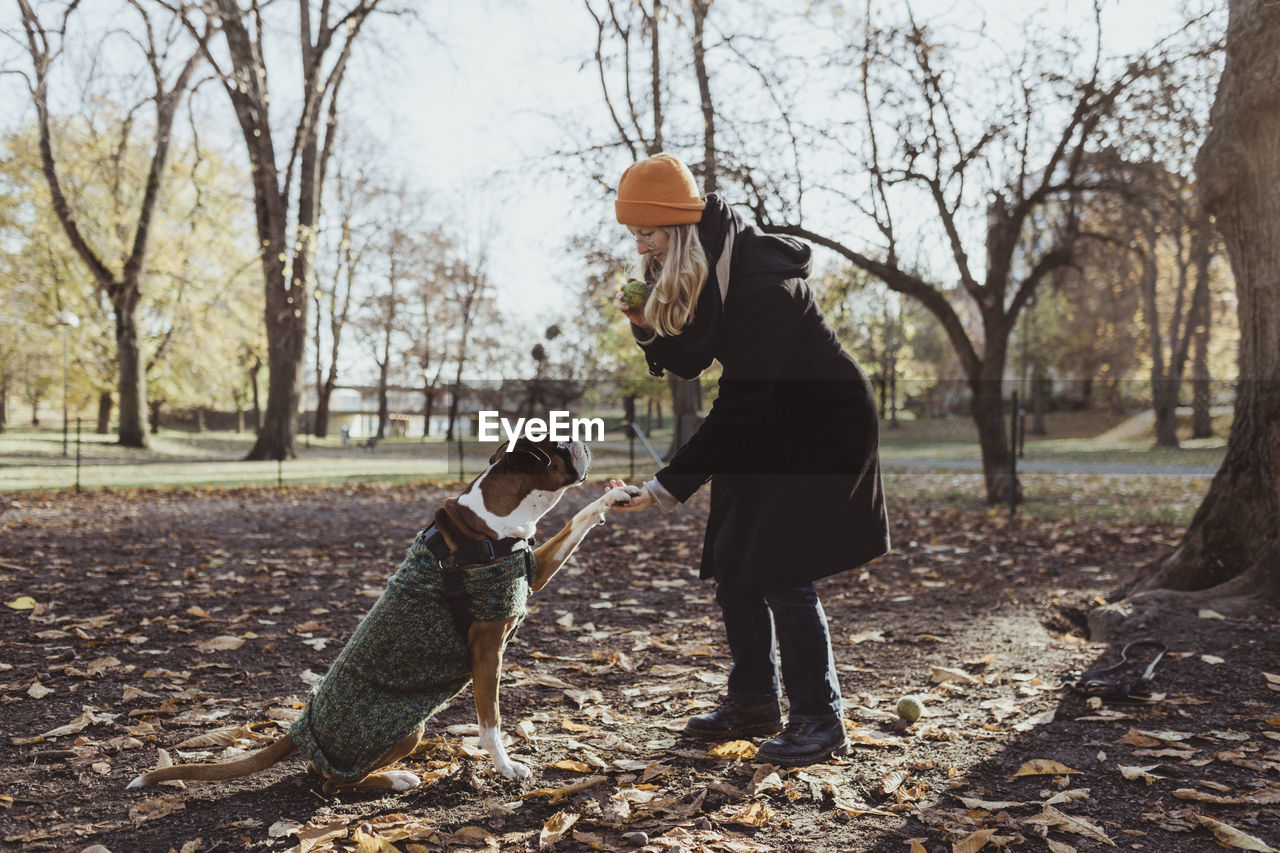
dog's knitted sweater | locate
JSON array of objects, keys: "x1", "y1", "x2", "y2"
[{"x1": 289, "y1": 529, "x2": 534, "y2": 783}]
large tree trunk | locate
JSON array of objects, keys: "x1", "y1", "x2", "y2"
[
  {"x1": 1190, "y1": 226, "x2": 1215, "y2": 439},
  {"x1": 17, "y1": 2, "x2": 203, "y2": 450},
  {"x1": 1125, "y1": 0, "x2": 1280, "y2": 608},
  {"x1": 375, "y1": 361, "x2": 390, "y2": 440},
  {"x1": 113, "y1": 288, "x2": 149, "y2": 448},
  {"x1": 970, "y1": 374, "x2": 1016, "y2": 506},
  {"x1": 315, "y1": 378, "x2": 334, "y2": 439},
  {"x1": 691, "y1": 0, "x2": 716, "y2": 194},
  {"x1": 1151, "y1": 377, "x2": 1180, "y2": 449},
  {"x1": 96, "y1": 391, "x2": 112, "y2": 435}
]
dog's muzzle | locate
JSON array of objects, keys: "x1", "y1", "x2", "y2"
[{"x1": 565, "y1": 440, "x2": 591, "y2": 483}]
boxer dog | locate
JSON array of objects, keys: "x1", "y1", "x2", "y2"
[{"x1": 128, "y1": 437, "x2": 636, "y2": 793}]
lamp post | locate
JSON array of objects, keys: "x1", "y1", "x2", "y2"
[{"x1": 56, "y1": 310, "x2": 79, "y2": 457}]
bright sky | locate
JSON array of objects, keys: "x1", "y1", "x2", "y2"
[
  {"x1": 343, "y1": 0, "x2": 1205, "y2": 318},
  {"x1": 2, "y1": 0, "x2": 1212, "y2": 331}
]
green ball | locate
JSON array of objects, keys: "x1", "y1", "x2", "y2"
[
  {"x1": 896, "y1": 696, "x2": 923, "y2": 723},
  {"x1": 621, "y1": 279, "x2": 651, "y2": 310}
]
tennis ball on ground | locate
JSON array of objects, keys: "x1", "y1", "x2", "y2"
[
  {"x1": 896, "y1": 696, "x2": 923, "y2": 723},
  {"x1": 621, "y1": 278, "x2": 651, "y2": 310}
]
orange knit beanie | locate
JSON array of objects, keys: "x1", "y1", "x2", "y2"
[{"x1": 614, "y1": 153, "x2": 706, "y2": 226}]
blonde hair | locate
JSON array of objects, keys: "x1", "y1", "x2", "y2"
[{"x1": 639, "y1": 224, "x2": 709, "y2": 336}]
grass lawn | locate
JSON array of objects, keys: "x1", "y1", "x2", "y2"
[{"x1": 0, "y1": 410, "x2": 1222, "y2": 524}]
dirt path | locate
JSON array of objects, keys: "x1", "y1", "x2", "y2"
[{"x1": 1, "y1": 485, "x2": 1277, "y2": 852}]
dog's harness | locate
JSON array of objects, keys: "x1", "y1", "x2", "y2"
[{"x1": 420, "y1": 523, "x2": 533, "y2": 637}]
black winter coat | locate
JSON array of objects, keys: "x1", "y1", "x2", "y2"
[{"x1": 639, "y1": 195, "x2": 890, "y2": 587}]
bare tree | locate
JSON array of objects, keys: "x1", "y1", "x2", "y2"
[
  {"x1": 442, "y1": 248, "x2": 490, "y2": 443},
  {"x1": 357, "y1": 183, "x2": 419, "y2": 440},
  {"x1": 14, "y1": 0, "x2": 209, "y2": 448},
  {"x1": 409, "y1": 227, "x2": 454, "y2": 439},
  {"x1": 1130, "y1": 169, "x2": 1217, "y2": 449},
  {"x1": 750, "y1": 6, "x2": 1185, "y2": 504},
  {"x1": 173, "y1": 0, "x2": 385, "y2": 459},
  {"x1": 1123, "y1": 0, "x2": 1280, "y2": 610},
  {"x1": 311, "y1": 153, "x2": 371, "y2": 438},
  {"x1": 583, "y1": 0, "x2": 710, "y2": 458}
]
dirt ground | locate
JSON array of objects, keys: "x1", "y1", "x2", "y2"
[{"x1": 1, "y1": 482, "x2": 1277, "y2": 853}]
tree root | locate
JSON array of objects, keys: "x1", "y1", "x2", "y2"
[{"x1": 1091, "y1": 545, "x2": 1279, "y2": 642}]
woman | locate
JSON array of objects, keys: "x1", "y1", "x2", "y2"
[{"x1": 611, "y1": 153, "x2": 890, "y2": 766}]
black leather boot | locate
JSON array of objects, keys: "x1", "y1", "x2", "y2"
[
  {"x1": 753, "y1": 717, "x2": 848, "y2": 766},
  {"x1": 682, "y1": 695, "x2": 783, "y2": 740}
]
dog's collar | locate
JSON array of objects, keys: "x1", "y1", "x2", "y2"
[{"x1": 421, "y1": 524, "x2": 529, "y2": 567}]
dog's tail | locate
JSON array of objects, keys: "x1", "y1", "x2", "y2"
[{"x1": 126, "y1": 734, "x2": 297, "y2": 789}]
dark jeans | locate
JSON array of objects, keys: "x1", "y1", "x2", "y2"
[{"x1": 714, "y1": 581, "x2": 843, "y2": 722}]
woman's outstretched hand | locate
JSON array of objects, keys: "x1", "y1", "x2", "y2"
[{"x1": 606, "y1": 478, "x2": 656, "y2": 512}]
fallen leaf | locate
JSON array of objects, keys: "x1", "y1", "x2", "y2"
[
  {"x1": 1046, "y1": 840, "x2": 1077, "y2": 853},
  {"x1": 196, "y1": 635, "x2": 244, "y2": 653},
  {"x1": 952, "y1": 827, "x2": 997, "y2": 852},
  {"x1": 538, "y1": 810, "x2": 579, "y2": 850},
  {"x1": 446, "y1": 826, "x2": 496, "y2": 846},
  {"x1": 1012, "y1": 759, "x2": 1083, "y2": 777},
  {"x1": 849, "y1": 629, "x2": 885, "y2": 644},
  {"x1": 1115, "y1": 729, "x2": 1162, "y2": 747},
  {"x1": 708, "y1": 740, "x2": 758, "y2": 760},
  {"x1": 11, "y1": 707, "x2": 101, "y2": 745},
  {"x1": 550, "y1": 760, "x2": 592, "y2": 773},
  {"x1": 1025, "y1": 805, "x2": 1115, "y2": 846},
  {"x1": 955, "y1": 795, "x2": 1026, "y2": 810},
  {"x1": 930, "y1": 666, "x2": 982, "y2": 685},
  {"x1": 522, "y1": 775, "x2": 608, "y2": 802},
  {"x1": 905, "y1": 840, "x2": 928, "y2": 853},
  {"x1": 352, "y1": 828, "x2": 400, "y2": 853},
  {"x1": 1174, "y1": 787, "x2": 1280, "y2": 805},
  {"x1": 5, "y1": 596, "x2": 35, "y2": 610},
  {"x1": 879, "y1": 768, "x2": 910, "y2": 796},
  {"x1": 1043, "y1": 789, "x2": 1090, "y2": 806},
  {"x1": 1194, "y1": 815, "x2": 1278, "y2": 852},
  {"x1": 268, "y1": 819, "x2": 303, "y2": 838},
  {"x1": 724, "y1": 801, "x2": 774, "y2": 828},
  {"x1": 563, "y1": 688, "x2": 602, "y2": 708},
  {"x1": 746, "y1": 764, "x2": 784, "y2": 796},
  {"x1": 122, "y1": 685, "x2": 161, "y2": 702},
  {"x1": 129, "y1": 794, "x2": 185, "y2": 826},
  {"x1": 1118, "y1": 764, "x2": 1164, "y2": 784},
  {"x1": 1201, "y1": 654, "x2": 1226, "y2": 665},
  {"x1": 295, "y1": 818, "x2": 349, "y2": 852},
  {"x1": 26, "y1": 682, "x2": 52, "y2": 699}
]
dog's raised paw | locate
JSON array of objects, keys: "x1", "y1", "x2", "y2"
[
  {"x1": 383, "y1": 770, "x2": 421, "y2": 792},
  {"x1": 605, "y1": 486, "x2": 639, "y2": 506}
]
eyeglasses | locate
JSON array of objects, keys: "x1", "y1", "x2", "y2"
[{"x1": 632, "y1": 230, "x2": 658, "y2": 250}]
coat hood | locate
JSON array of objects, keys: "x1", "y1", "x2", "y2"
[{"x1": 697, "y1": 195, "x2": 812, "y2": 303}]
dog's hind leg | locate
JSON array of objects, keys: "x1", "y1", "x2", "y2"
[{"x1": 322, "y1": 724, "x2": 426, "y2": 794}]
